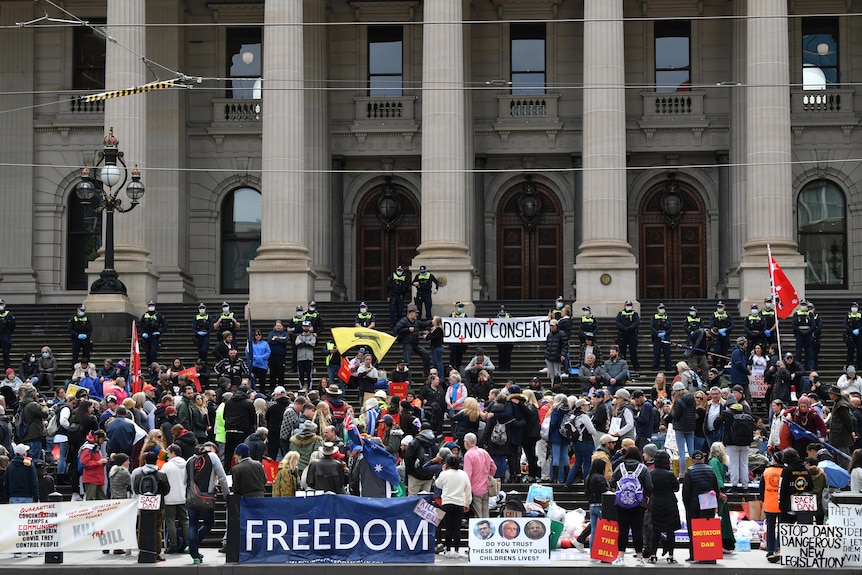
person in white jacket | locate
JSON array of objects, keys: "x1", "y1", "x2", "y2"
[
  {"x1": 434, "y1": 455, "x2": 472, "y2": 559},
  {"x1": 162, "y1": 444, "x2": 188, "y2": 554},
  {"x1": 837, "y1": 366, "x2": 862, "y2": 396}
]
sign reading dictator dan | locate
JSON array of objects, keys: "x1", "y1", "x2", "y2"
[
  {"x1": 590, "y1": 519, "x2": 619, "y2": 563},
  {"x1": 690, "y1": 518, "x2": 723, "y2": 561},
  {"x1": 239, "y1": 495, "x2": 436, "y2": 564}
]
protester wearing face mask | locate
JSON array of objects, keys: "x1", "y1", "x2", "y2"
[
  {"x1": 140, "y1": 301, "x2": 168, "y2": 366},
  {"x1": 192, "y1": 303, "x2": 214, "y2": 363},
  {"x1": 213, "y1": 301, "x2": 241, "y2": 341},
  {"x1": 616, "y1": 300, "x2": 641, "y2": 371},
  {"x1": 36, "y1": 346, "x2": 56, "y2": 391},
  {"x1": 68, "y1": 304, "x2": 93, "y2": 366}
]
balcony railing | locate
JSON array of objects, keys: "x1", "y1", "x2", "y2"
[
  {"x1": 212, "y1": 99, "x2": 262, "y2": 124},
  {"x1": 496, "y1": 94, "x2": 559, "y2": 121},
  {"x1": 791, "y1": 89, "x2": 855, "y2": 116},
  {"x1": 641, "y1": 91, "x2": 706, "y2": 120},
  {"x1": 57, "y1": 92, "x2": 104, "y2": 116},
  {"x1": 353, "y1": 96, "x2": 416, "y2": 123}
]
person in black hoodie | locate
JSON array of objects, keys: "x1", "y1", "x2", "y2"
[
  {"x1": 778, "y1": 448, "x2": 813, "y2": 524},
  {"x1": 223, "y1": 385, "x2": 255, "y2": 472},
  {"x1": 171, "y1": 423, "x2": 198, "y2": 459},
  {"x1": 648, "y1": 451, "x2": 681, "y2": 563},
  {"x1": 681, "y1": 450, "x2": 722, "y2": 563},
  {"x1": 265, "y1": 387, "x2": 290, "y2": 458},
  {"x1": 403, "y1": 428, "x2": 437, "y2": 495}
]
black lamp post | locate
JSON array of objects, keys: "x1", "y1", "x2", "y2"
[{"x1": 76, "y1": 128, "x2": 145, "y2": 295}]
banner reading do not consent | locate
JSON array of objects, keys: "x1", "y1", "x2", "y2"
[{"x1": 443, "y1": 316, "x2": 550, "y2": 344}]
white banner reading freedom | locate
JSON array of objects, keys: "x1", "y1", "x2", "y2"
[
  {"x1": 443, "y1": 316, "x2": 550, "y2": 344},
  {"x1": 0, "y1": 499, "x2": 138, "y2": 554}
]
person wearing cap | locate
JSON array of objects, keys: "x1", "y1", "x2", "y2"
[
  {"x1": 650, "y1": 303, "x2": 673, "y2": 372},
  {"x1": 709, "y1": 301, "x2": 734, "y2": 370},
  {"x1": 845, "y1": 302, "x2": 862, "y2": 370},
  {"x1": 0, "y1": 299, "x2": 15, "y2": 370},
  {"x1": 213, "y1": 302, "x2": 240, "y2": 341},
  {"x1": 306, "y1": 441, "x2": 346, "y2": 494},
  {"x1": 295, "y1": 319, "x2": 317, "y2": 392},
  {"x1": 612, "y1": 388, "x2": 636, "y2": 443},
  {"x1": 631, "y1": 390, "x2": 654, "y2": 450},
  {"x1": 3, "y1": 442, "x2": 38, "y2": 505},
  {"x1": 283, "y1": 306, "x2": 304, "y2": 373},
  {"x1": 412, "y1": 266, "x2": 439, "y2": 321},
  {"x1": 68, "y1": 304, "x2": 94, "y2": 365},
  {"x1": 684, "y1": 322, "x2": 713, "y2": 377},
  {"x1": 838, "y1": 365, "x2": 862, "y2": 396},
  {"x1": 548, "y1": 296, "x2": 565, "y2": 321},
  {"x1": 191, "y1": 303, "x2": 214, "y2": 363},
  {"x1": 743, "y1": 302, "x2": 765, "y2": 350},
  {"x1": 668, "y1": 381, "x2": 697, "y2": 474},
  {"x1": 792, "y1": 299, "x2": 816, "y2": 371},
  {"x1": 139, "y1": 301, "x2": 168, "y2": 366},
  {"x1": 231, "y1": 442, "x2": 267, "y2": 498},
  {"x1": 728, "y1": 384, "x2": 752, "y2": 415},
  {"x1": 681, "y1": 449, "x2": 722, "y2": 562},
  {"x1": 719, "y1": 401, "x2": 755, "y2": 493},
  {"x1": 447, "y1": 302, "x2": 469, "y2": 371},
  {"x1": 828, "y1": 385, "x2": 855, "y2": 455},
  {"x1": 615, "y1": 300, "x2": 641, "y2": 371},
  {"x1": 544, "y1": 318, "x2": 568, "y2": 383},
  {"x1": 394, "y1": 307, "x2": 432, "y2": 375},
  {"x1": 302, "y1": 301, "x2": 324, "y2": 336},
  {"x1": 387, "y1": 265, "x2": 411, "y2": 326},
  {"x1": 354, "y1": 301, "x2": 376, "y2": 331},
  {"x1": 683, "y1": 306, "x2": 702, "y2": 336},
  {"x1": 759, "y1": 296, "x2": 777, "y2": 345},
  {"x1": 464, "y1": 347, "x2": 494, "y2": 388},
  {"x1": 578, "y1": 305, "x2": 598, "y2": 346}
]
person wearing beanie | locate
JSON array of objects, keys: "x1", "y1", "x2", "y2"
[
  {"x1": 647, "y1": 451, "x2": 680, "y2": 563},
  {"x1": 231, "y1": 442, "x2": 267, "y2": 498}
]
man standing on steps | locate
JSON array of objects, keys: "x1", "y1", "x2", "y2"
[
  {"x1": 449, "y1": 302, "x2": 468, "y2": 372},
  {"x1": 616, "y1": 300, "x2": 640, "y2": 371},
  {"x1": 0, "y1": 299, "x2": 16, "y2": 370},
  {"x1": 68, "y1": 304, "x2": 93, "y2": 365},
  {"x1": 140, "y1": 301, "x2": 168, "y2": 366},
  {"x1": 192, "y1": 303, "x2": 214, "y2": 363},
  {"x1": 386, "y1": 265, "x2": 410, "y2": 328},
  {"x1": 395, "y1": 308, "x2": 432, "y2": 376},
  {"x1": 412, "y1": 265, "x2": 439, "y2": 321},
  {"x1": 709, "y1": 301, "x2": 734, "y2": 370},
  {"x1": 463, "y1": 432, "x2": 496, "y2": 518},
  {"x1": 213, "y1": 302, "x2": 240, "y2": 341},
  {"x1": 650, "y1": 303, "x2": 672, "y2": 372}
]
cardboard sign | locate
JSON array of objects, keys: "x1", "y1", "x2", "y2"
[
  {"x1": 780, "y1": 523, "x2": 845, "y2": 567},
  {"x1": 590, "y1": 519, "x2": 619, "y2": 563},
  {"x1": 750, "y1": 373, "x2": 767, "y2": 398},
  {"x1": 137, "y1": 495, "x2": 161, "y2": 510},
  {"x1": 468, "y1": 518, "x2": 550, "y2": 564},
  {"x1": 388, "y1": 381, "x2": 409, "y2": 400},
  {"x1": 414, "y1": 499, "x2": 443, "y2": 527},
  {"x1": 690, "y1": 518, "x2": 723, "y2": 562},
  {"x1": 829, "y1": 502, "x2": 862, "y2": 567},
  {"x1": 791, "y1": 494, "x2": 817, "y2": 512}
]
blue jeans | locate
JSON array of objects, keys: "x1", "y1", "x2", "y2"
[
  {"x1": 327, "y1": 364, "x2": 339, "y2": 390},
  {"x1": 573, "y1": 441, "x2": 595, "y2": 483},
  {"x1": 56, "y1": 441, "x2": 69, "y2": 476},
  {"x1": 589, "y1": 504, "x2": 603, "y2": 548},
  {"x1": 28, "y1": 439, "x2": 44, "y2": 462},
  {"x1": 550, "y1": 442, "x2": 569, "y2": 481},
  {"x1": 431, "y1": 346, "x2": 444, "y2": 377},
  {"x1": 492, "y1": 454, "x2": 507, "y2": 480},
  {"x1": 765, "y1": 512, "x2": 779, "y2": 553},
  {"x1": 10, "y1": 497, "x2": 33, "y2": 504},
  {"x1": 675, "y1": 431, "x2": 695, "y2": 474},
  {"x1": 187, "y1": 506, "x2": 215, "y2": 560}
]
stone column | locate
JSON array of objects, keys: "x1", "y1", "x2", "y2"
[
  {"x1": 716, "y1": 152, "x2": 730, "y2": 297},
  {"x1": 248, "y1": 0, "x2": 313, "y2": 318},
  {"x1": 473, "y1": 155, "x2": 487, "y2": 292},
  {"x1": 738, "y1": 0, "x2": 804, "y2": 308},
  {"x1": 726, "y1": 0, "x2": 747, "y2": 302},
  {"x1": 412, "y1": 0, "x2": 474, "y2": 315},
  {"x1": 0, "y1": 3, "x2": 37, "y2": 301},
  {"x1": 330, "y1": 156, "x2": 346, "y2": 298},
  {"x1": 574, "y1": 0, "x2": 637, "y2": 316},
  {"x1": 86, "y1": 0, "x2": 157, "y2": 314},
  {"x1": 304, "y1": 0, "x2": 333, "y2": 300}
]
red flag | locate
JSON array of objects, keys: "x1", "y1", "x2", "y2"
[
  {"x1": 178, "y1": 367, "x2": 201, "y2": 392},
  {"x1": 768, "y1": 248, "x2": 800, "y2": 320},
  {"x1": 337, "y1": 357, "x2": 351, "y2": 384},
  {"x1": 130, "y1": 320, "x2": 142, "y2": 394}
]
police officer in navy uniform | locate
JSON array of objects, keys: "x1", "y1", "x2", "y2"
[
  {"x1": 355, "y1": 302, "x2": 377, "y2": 362},
  {"x1": 578, "y1": 306, "x2": 598, "y2": 346},
  {"x1": 304, "y1": 301, "x2": 324, "y2": 337},
  {"x1": 743, "y1": 303, "x2": 765, "y2": 350},
  {"x1": 615, "y1": 300, "x2": 640, "y2": 371},
  {"x1": 386, "y1": 265, "x2": 410, "y2": 328},
  {"x1": 449, "y1": 301, "x2": 468, "y2": 372},
  {"x1": 810, "y1": 301, "x2": 822, "y2": 370},
  {"x1": 760, "y1": 297, "x2": 777, "y2": 347},
  {"x1": 192, "y1": 303, "x2": 213, "y2": 362},
  {"x1": 792, "y1": 299, "x2": 816, "y2": 371},
  {"x1": 213, "y1": 301, "x2": 240, "y2": 341},
  {"x1": 495, "y1": 305, "x2": 514, "y2": 372},
  {"x1": 709, "y1": 301, "x2": 734, "y2": 369},
  {"x1": 845, "y1": 301, "x2": 862, "y2": 369},
  {"x1": 0, "y1": 299, "x2": 16, "y2": 369},
  {"x1": 69, "y1": 304, "x2": 93, "y2": 365},
  {"x1": 650, "y1": 303, "x2": 672, "y2": 372},
  {"x1": 683, "y1": 306, "x2": 702, "y2": 335},
  {"x1": 140, "y1": 300, "x2": 168, "y2": 366},
  {"x1": 412, "y1": 266, "x2": 439, "y2": 320},
  {"x1": 287, "y1": 305, "x2": 304, "y2": 372},
  {"x1": 549, "y1": 296, "x2": 565, "y2": 321}
]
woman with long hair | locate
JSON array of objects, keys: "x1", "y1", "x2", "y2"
[
  {"x1": 166, "y1": 358, "x2": 185, "y2": 388},
  {"x1": 651, "y1": 372, "x2": 668, "y2": 402},
  {"x1": 585, "y1": 457, "x2": 609, "y2": 548},
  {"x1": 253, "y1": 397, "x2": 267, "y2": 430},
  {"x1": 520, "y1": 389, "x2": 542, "y2": 482},
  {"x1": 67, "y1": 398, "x2": 98, "y2": 495},
  {"x1": 450, "y1": 397, "x2": 481, "y2": 450},
  {"x1": 314, "y1": 401, "x2": 333, "y2": 434},
  {"x1": 547, "y1": 393, "x2": 571, "y2": 484},
  {"x1": 427, "y1": 316, "x2": 445, "y2": 377},
  {"x1": 707, "y1": 442, "x2": 736, "y2": 551},
  {"x1": 137, "y1": 428, "x2": 168, "y2": 469},
  {"x1": 272, "y1": 451, "x2": 300, "y2": 497},
  {"x1": 434, "y1": 455, "x2": 472, "y2": 558},
  {"x1": 668, "y1": 382, "x2": 697, "y2": 475},
  {"x1": 193, "y1": 392, "x2": 210, "y2": 442},
  {"x1": 693, "y1": 390, "x2": 708, "y2": 451}
]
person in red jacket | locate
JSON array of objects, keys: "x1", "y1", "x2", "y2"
[{"x1": 80, "y1": 429, "x2": 108, "y2": 500}]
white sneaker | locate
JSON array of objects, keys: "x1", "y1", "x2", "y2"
[
  {"x1": 635, "y1": 558, "x2": 646, "y2": 566},
  {"x1": 452, "y1": 551, "x2": 466, "y2": 559},
  {"x1": 560, "y1": 373, "x2": 569, "y2": 379},
  {"x1": 539, "y1": 367, "x2": 549, "y2": 374},
  {"x1": 573, "y1": 540, "x2": 585, "y2": 551},
  {"x1": 612, "y1": 556, "x2": 625, "y2": 566}
]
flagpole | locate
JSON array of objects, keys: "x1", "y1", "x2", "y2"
[{"x1": 767, "y1": 244, "x2": 783, "y2": 359}]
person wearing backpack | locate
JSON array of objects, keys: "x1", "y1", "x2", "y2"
[
  {"x1": 79, "y1": 429, "x2": 108, "y2": 500},
  {"x1": 609, "y1": 446, "x2": 653, "y2": 566},
  {"x1": 131, "y1": 450, "x2": 171, "y2": 561},
  {"x1": 186, "y1": 442, "x2": 229, "y2": 564},
  {"x1": 546, "y1": 394, "x2": 571, "y2": 484},
  {"x1": 564, "y1": 398, "x2": 596, "y2": 487},
  {"x1": 720, "y1": 402, "x2": 755, "y2": 493}
]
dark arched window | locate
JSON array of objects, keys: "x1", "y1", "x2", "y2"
[
  {"x1": 798, "y1": 179, "x2": 846, "y2": 288},
  {"x1": 67, "y1": 192, "x2": 102, "y2": 290},
  {"x1": 221, "y1": 187, "x2": 261, "y2": 293}
]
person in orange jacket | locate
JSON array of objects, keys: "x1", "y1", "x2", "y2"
[{"x1": 759, "y1": 450, "x2": 784, "y2": 560}]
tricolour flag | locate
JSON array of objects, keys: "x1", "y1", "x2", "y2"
[
  {"x1": 130, "y1": 320, "x2": 142, "y2": 394},
  {"x1": 768, "y1": 246, "x2": 800, "y2": 320}
]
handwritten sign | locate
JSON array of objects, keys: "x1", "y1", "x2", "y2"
[
  {"x1": 749, "y1": 373, "x2": 767, "y2": 398},
  {"x1": 690, "y1": 518, "x2": 723, "y2": 561},
  {"x1": 137, "y1": 495, "x2": 161, "y2": 511},
  {"x1": 590, "y1": 519, "x2": 618, "y2": 563},
  {"x1": 780, "y1": 524, "x2": 845, "y2": 567},
  {"x1": 829, "y1": 502, "x2": 862, "y2": 567},
  {"x1": 790, "y1": 494, "x2": 817, "y2": 512},
  {"x1": 413, "y1": 499, "x2": 443, "y2": 527}
]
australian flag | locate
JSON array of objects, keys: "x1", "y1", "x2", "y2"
[
  {"x1": 344, "y1": 411, "x2": 362, "y2": 452},
  {"x1": 362, "y1": 439, "x2": 401, "y2": 486}
]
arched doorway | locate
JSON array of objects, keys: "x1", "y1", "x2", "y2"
[
  {"x1": 639, "y1": 180, "x2": 706, "y2": 299},
  {"x1": 497, "y1": 179, "x2": 563, "y2": 299},
  {"x1": 356, "y1": 180, "x2": 420, "y2": 301},
  {"x1": 221, "y1": 187, "x2": 261, "y2": 294}
]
